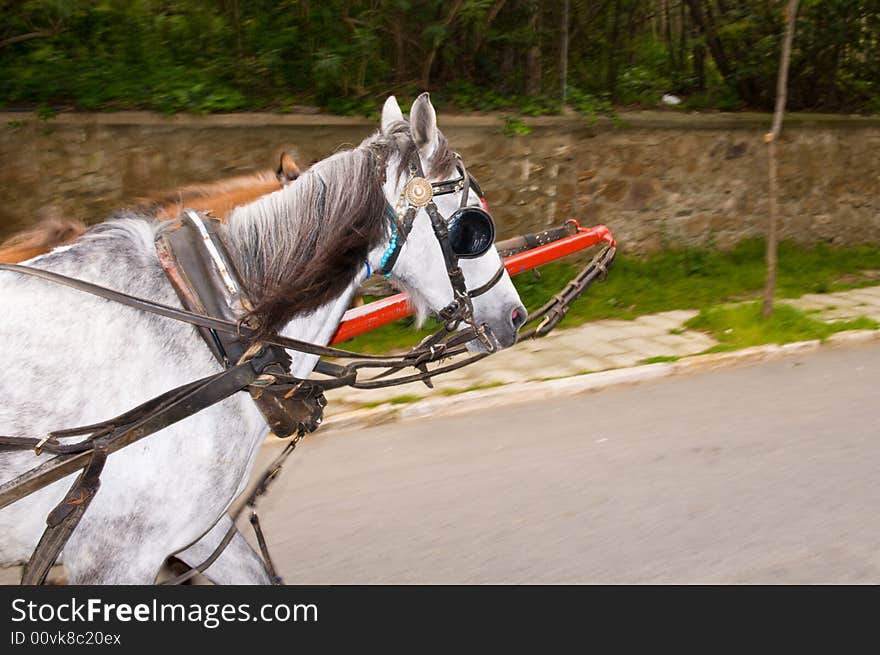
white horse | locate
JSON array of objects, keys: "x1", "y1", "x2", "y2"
[{"x1": 0, "y1": 94, "x2": 527, "y2": 584}]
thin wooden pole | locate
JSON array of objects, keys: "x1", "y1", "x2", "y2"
[{"x1": 762, "y1": 0, "x2": 800, "y2": 319}]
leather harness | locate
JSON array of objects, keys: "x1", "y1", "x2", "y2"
[{"x1": 156, "y1": 209, "x2": 325, "y2": 438}]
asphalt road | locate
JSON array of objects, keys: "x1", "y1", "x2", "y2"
[
  {"x1": 253, "y1": 341, "x2": 880, "y2": 583},
  {"x1": 3, "y1": 341, "x2": 878, "y2": 585}
]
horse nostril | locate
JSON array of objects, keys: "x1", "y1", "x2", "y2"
[{"x1": 510, "y1": 304, "x2": 527, "y2": 330}]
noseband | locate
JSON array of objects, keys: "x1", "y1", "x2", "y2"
[{"x1": 378, "y1": 153, "x2": 506, "y2": 352}]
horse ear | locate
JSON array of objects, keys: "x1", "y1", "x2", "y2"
[
  {"x1": 276, "y1": 151, "x2": 300, "y2": 183},
  {"x1": 410, "y1": 92, "x2": 439, "y2": 161},
  {"x1": 381, "y1": 95, "x2": 404, "y2": 133}
]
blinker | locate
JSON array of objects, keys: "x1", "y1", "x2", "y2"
[{"x1": 447, "y1": 206, "x2": 495, "y2": 259}]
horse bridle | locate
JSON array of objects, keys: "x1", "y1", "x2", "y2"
[{"x1": 378, "y1": 153, "x2": 506, "y2": 352}]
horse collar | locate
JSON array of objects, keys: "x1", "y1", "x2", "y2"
[{"x1": 155, "y1": 211, "x2": 325, "y2": 437}]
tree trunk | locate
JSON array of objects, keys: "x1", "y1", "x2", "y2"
[
  {"x1": 231, "y1": 0, "x2": 243, "y2": 56},
  {"x1": 421, "y1": 0, "x2": 464, "y2": 89},
  {"x1": 470, "y1": 0, "x2": 507, "y2": 61},
  {"x1": 0, "y1": 31, "x2": 53, "y2": 49},
  {"x1": 606, "y1": 0, "x2": 623, "y2": 99},
  {"x1": 685, "y1": 0, "x2": 741, "y2": 97},
  {"x1": 525, "y1": 1, "x2": 542, "y2": 96},
  {"x1": 561, "y1": 0, "x2": 569, "y2": 104},
  {"x1": 762, "y1": 0, "x2": 800, "y2": 319},
  {"x1": 392, "y1": 18, "x2": 405, "y2": 84},
  {"x1": 500, "y1": 46, "x2": 515, "y2": 93},
  {"x1": 663, "y1": 0, "x2": 676, "y2": 71},
  {"x1": 825, "y1": 39, "x2": 844, "y2": 109},
  {"x1": 693, "y1": 31, "x2": 706, "y2": 92}
]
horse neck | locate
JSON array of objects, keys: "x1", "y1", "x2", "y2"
[
  {"x1": 267, "y1": 241, "x2": 386, "y2": 377},
  {"x1": 221, "y1": 167, "x2": 388, "y2": 377}
]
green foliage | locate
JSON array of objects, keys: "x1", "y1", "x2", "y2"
[
  {"x1": 444, "y1": 81, "x2": 560, "y2": 115},
  {"x1": 388, "y1": 394, "x2": 423, "y2": 405},
  {"x1": 342, "y1": 315, "x2": 440, "y2": 355},
  {"x1": 568, "y1": 88, "x2": 618, "y2": 124},
  {"x1": 685, "y1": 302, "x2": 879, "y2": 350},
  {"x1": 502, "y1": 115, "x2": 531, "y2": 137},
  {"x1": 680, "y1": 85, "x2": 744, "y2": 112},
  {"x1": 35, "y1": 104, "x2": 56, "y2": 121},
  {"x1": 2, "y1": 1, "x2": 878, "y2": 114}
]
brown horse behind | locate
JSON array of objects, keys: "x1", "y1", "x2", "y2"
[
  {"x1": 0, "y1": 218, "x2": 87, "y2": 264},
  {"x1": 150, "y1": 151, "x2": 300, "y2": 221},
  {"x1": 0, "y1": 152, "x2": 301, "y2": 264}
]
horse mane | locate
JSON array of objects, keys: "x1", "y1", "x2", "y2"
[
  {"x1": 228, "y1": 121, "x2": 457, "y2": 336},
  {"x1": 0, "y1": 218, "x2": 87, "y2": 263}
]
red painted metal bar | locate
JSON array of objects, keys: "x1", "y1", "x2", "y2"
[{"x1": 330, "y1": 222, "x2": 615, "y2": 344}]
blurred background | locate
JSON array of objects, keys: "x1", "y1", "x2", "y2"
[
  {"x1": 2, "y1": 1, "x2": 880, "y2": 357},
  {"x1": 0, "y1": 0, "x2": 877, "y2": 347},
  {"x1": 2, "y1": 0, "x2": 879, "y2": 114}
]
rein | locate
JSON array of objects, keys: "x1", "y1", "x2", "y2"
[{"x1": 0, "y1": 261, "x2": 445, "y2": 363}]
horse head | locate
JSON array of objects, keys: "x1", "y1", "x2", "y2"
[
  {"x1": 227, "y1": 97, "x2": 525, "y2": 351},
  {"x1": 375, "y1": 94, "x2": 527, "y2": 350}
]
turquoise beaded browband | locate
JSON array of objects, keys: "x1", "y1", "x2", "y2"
[{"x1": 378, "y1": 160, "x2": 478, "y2": 278}]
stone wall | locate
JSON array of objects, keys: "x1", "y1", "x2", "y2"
[{"x1": 1, "y1": 111, "x2": 879, "y2": 252}]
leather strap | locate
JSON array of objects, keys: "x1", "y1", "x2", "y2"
[
  {"x1": 0, "y1": 358, "x2": 273, "y2": 511},
  {"x1": 0, "y1": 262, "x2": 451, "y2": 362},
  {"x1": 21, "y1": 441, "x2": 108, "y2": 585},
  {"x1": 468, "y1": 263, "x2": 506, "y2": 299}
]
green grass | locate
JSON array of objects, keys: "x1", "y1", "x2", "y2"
[
  {"x1": 439, "y1": 381, "x2": 506, "y2": 396},
  {"x1": 342, "y1": 315, "x2": 440, "y2": 354},
  {"x1": 514, "y1": 239, "x2": 880, "y2": 325},
  {"x1": 684, "y1": 302, "x2": 879, "y2": 350},
  {"x1": 639, "y1": 355, "x2": 680, "y2": 364},
  {"x1": 388, "y1": 394, "x2": 422, "y2": 405},
  {"x1": 341, "y1": 239, "x2": 880, "y2": 354},
  {"x1": 360, "y1": 393, "x2": 423, "y2": 409}
]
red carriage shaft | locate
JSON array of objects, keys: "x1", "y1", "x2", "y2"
[{"x1": 330, "y1": 223, "x2": 616, "y2": 344}]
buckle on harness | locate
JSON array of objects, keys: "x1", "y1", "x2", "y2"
[{"x1": 33, "y1": 435, "x2": 51, "y2": 456}]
